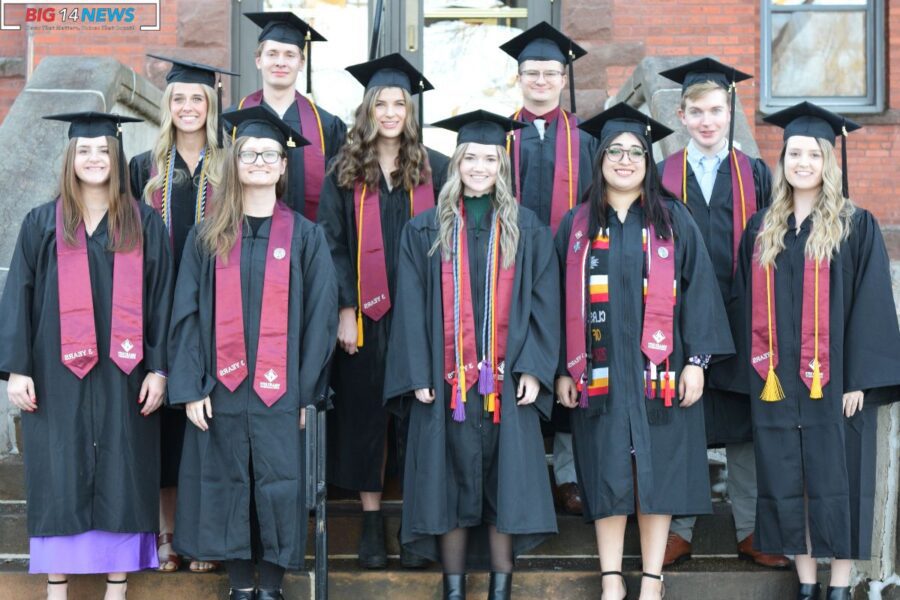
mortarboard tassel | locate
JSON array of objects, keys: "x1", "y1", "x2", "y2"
[
  {"x1": 810, "y1": 260, "x2": 824, "y2": 399},
  {"x1": 419, "y1": 80, "x2": 425, "y2": 134},
  {"x1": 841, "y1": 122, "x2": 849, "y2": 199},
  {"x1": 760, "y1": 264, "x2": 785, "y2": 402},
  {"x1": 116, "y1": 122, "x2": 129, "y2": 197},
  {"x1": 216, "y1": 79, "x2": 224, "y2": 149},
  {"x1": 728, "y1": 79, "x2": 737, "y2": 153},
  {"x1": 567, "y1": 49, "x2": 576, "y2": 114},
  {"x1": 306, "y1": 30, "x2": 313, "y2": 97},
  {"x1": 452, "y1": 384, "x2": 466, "y2": 422}
]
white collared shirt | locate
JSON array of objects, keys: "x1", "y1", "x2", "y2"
[{"x1": 686, "y1": 139, "x2": 730, "y2": 205}]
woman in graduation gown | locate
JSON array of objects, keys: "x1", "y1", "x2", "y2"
[
  {"x1": 554, "y1": 103, "x2": 734, "y2": 600},
  {"x1": 384, "y1": 110, "x2": 559, "y2": 600},
  {"x1": 130, "y1": 54, "x2": 235, "y2": 574},
  {"x1": 0, "y1": 112, "x2": 173, "y2": 600},
  {"x1": 317, "y1": 53, "x2": 449, "y2": 568},
  {"x1": 726, "y1": 102, "x2": 900, "y2": 600},
  {"x1": 168, "y1": 106, "x2": 337, "y2": 600}
]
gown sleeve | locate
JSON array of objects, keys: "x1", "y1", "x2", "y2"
[
  {"x1": 553, "y1": 211, "x2": 575, "y2": 378},
  {"x1": 383, "y1": 221, "x2": 434, "y2": 405},
  {"x1": 752, "y1": 158, "x2": 773, "y2": 211},
  {"x1": 323, "y1": 113, "x2": 348, "y2": 161},
  {"x1": 317, "y1": 173, "x2": 357, "y2": 308},
  {"x1": 141, "y1": 208, "x2": 174, "y2": 373},
  {"x1": 297, "y1": 224, "x2": 339, "y2": 406},
  {"x1": 167, "y1": 228, "x2": 216, "y2": 405},
  {"x1": 0, "y1": 211, "x2": 40, "y2": 379},
  {"x1": 129, "y1": 154, "x2": 149, "y2": 204},
  {"x1": 843, "y1": 209, "x2": 900, "y2": 404}
]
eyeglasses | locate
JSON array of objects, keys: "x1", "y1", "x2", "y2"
[
  {"x1": 519, "y1": 70, "x2": 565, "y2": 82},
  {"x1": 605, "y1": 146, "x2": 647, "y2": 163},
  {"x1": 238, "y1": 150, "x2": 284, "y2": 165}
]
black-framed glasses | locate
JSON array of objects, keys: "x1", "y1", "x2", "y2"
[
  {"x1": 605, "y1": 145, "x2": 647, "y2": 163},
  {"x1": 238, "y1": 150, "x2": 284, "y2": 165}
]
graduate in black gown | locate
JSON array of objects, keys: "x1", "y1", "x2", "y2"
[
  {"x1": 317, "y1": 53, "x2": 448, "y2": 569},
  {"x1": 0, "y1": 112, "x2": 172, "y2": 600},
  {"x1": 235, "y1": 11, "x2": 347, "y2": 220},
  {"x1": 554, "y1": 104, "x2": 733, "y2": 600},
  {"x1": 130, "y1": 54, "x2": 236, "y2": 574},
  {"x1": 384, "y1": 110, "x2": 558, "y2": 600},
  {"x1": 168, "y1": 107, "x2": 337, "y2": 600},
  {"x1": 726, "y1": 102, "x2": 900, "y2": 600}
]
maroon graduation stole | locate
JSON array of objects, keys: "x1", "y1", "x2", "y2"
[
  {"x1": 661, "y1": 148, "x2": 757, "y2": 273},
  {"x1": 55, "y1": 199, "x2": 144, "y2": 378},
  {"x1": 442, "y1": 202, "x2": 515, "y2": 423},
  {"x1": 507, "y1": 107, "x2": 580, "y2": 234},
  {"x1": 353, "y1": 159, "x2": 434, "y2": 346},
  {"x1": 238, "y1": 90, "x2": 326, "y2": 220},
  {"x1": 149, "y1": 146, "x2": 214, "y2": 246},
  {"x1": 750, "y1": 242, "x2": 830, "y2": 401},
  {"x1": 215, "y1": 202, "x2": 295, "y2": 406},
  {"x1": 564, "y1": 204, "x2": 676, "y2": 410}
]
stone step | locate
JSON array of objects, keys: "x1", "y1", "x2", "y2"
[{"x1": 0, "y1": 557, "x2": 827, "y2": 600}]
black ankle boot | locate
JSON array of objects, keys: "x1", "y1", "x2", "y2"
[
  {"x1": 487, "y1": 572, "x2": 512, "y2": 600},
  {"x1": 443, "y1": 574, "x2": 466, "y2": 600},
  {"x1": 358, "y1": 510, "x2": 387, "y2": 569},
  {"x1": 797, "y1": 583, "x2": 821, "y2": 600},
  {"x1": 826, "y1": 586, "x2": 850, "y2": 600},
  {"x1": 229, "y1": 590, "x2": 256, "y2": 600},
  {"x1": 256, "y1": 589, "x2": 283, "y2": 600}
]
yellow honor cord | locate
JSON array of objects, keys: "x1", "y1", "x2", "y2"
[
  {"x1": 563, "y1": 110, "x2": 574, "y2": 210},
  {"x1": 355, "y1": 184, "x2": 367, "y2": 348},
  {"x1": 810, "y1": 260, "x2": 823, "y2": 399},
  {"x1": 456, "y1": 225, "x2": 467, "y2": 402},
  {"x1": 194, "y1": 152, "x2": 208, "y2": 223},
  {"x1": 681, "y1": 148, "x2": 688, "y2": 204},
  {"x1": 761, "y1": 264, "x2": 785, "y2": 402},
  {"x1": 161, "y1": 149, "x2": 172, "y2": 229},
  {"x1": 305, "y1": 96, "x2": 326, "y2": 154},
  {"x1": 732, "y1": 149, "x2": 748, "y2": 228}
]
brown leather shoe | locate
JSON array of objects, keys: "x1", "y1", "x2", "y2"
[
  {"x1": 556, "y1": 482, "x2": 584, "y2": 515},
  {"x1": 662, "y1": 532, "x2": 692, "y2": 566},
  {"x1": 737, "y1": 534, "x2": 791, "y2": 569}
]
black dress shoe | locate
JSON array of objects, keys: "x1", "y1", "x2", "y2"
[
  {"x1": 487, "y1": 572, "x2": 512, "y2": 600},
  {"x1": 229, "y1": 589, "x2": 256, "y2": 600},
  {"x1": 255, "y1": 589, "x2": 283, "y2": 600},
  {"x1": 797, "y1": 583, "x2": 821, "y2": 600},
  {"x1": 358, "y1": 510, "x2": 387, "y2": 569},
  {"x1": 826, "y1": 586, "x2": 850, "y2": 600},
  {"x1": 443, "y1": 574, "x2": 466, "y2": 600}
]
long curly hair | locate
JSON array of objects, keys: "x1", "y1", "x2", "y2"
[
  {"x1": 756, "y1": 138, "x2": 854, "y2": 267},
  {"x1": 331, "y1": 86, "x2": 429, "y2": 190},
  {"x1": 429, "y1": 143, "x2": 518, "y2": 269}
]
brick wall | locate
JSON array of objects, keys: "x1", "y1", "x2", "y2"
[{"x1": 564, "y1": 0, "x2": 900, "y2": 226}]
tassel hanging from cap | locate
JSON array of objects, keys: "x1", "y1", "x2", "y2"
[
  {"x1": 305, "y1": 31, "x2": 313, "y2": 97},
  {"x1": 216, "y1": 79, "x2": 224, "y2": 149},
  {"x1": 841, "y1": 121, "x2": 849, "y2": 199},
  {"x1": 728, "y1": 80, "x2": 737, "y2": 153},
  {"x1": 567, "y1": 49, "x2": 576, "y2": 113}
]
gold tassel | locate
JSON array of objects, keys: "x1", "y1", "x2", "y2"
[
  {"x1": 487, "y1": 392, "x2": 496, "y2": 413},
  {"x1": 810, "y1": 359, "x2": 823, "y2": 399},
  {"x1": 760, "y1": 364, "x2": 785, "y2": 402},
  {"x1": 356, "y1": 309, "x2": 364, "y2": 348}
]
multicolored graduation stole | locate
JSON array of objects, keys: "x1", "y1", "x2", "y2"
[
  {"x1": 441, "y1": 202, "x2": 515, "y2": 423},
  {"x1": 353, "y1": 159, "x2": 434, "y2": 347},
  {"x1": 507, "y1": 107, "x2": 580, "y2": 234},
  {"x1": 750, "y1": 242, "x2": 830, "y2": 401},
  {"x1": 237, "y1": 90, "x2": 326, "y2": 221},
  {"x1": 661, "y1": 147, "x2": 756, "y2": 273},
  {"x1": 149, "y1": 145, "x2": 213, "y2": 246},
  {"x1": 55, "y1": 199, "x2": 144, "y2": 378},
  {"x1": 214, "y1": 202, "x2": 295, "y2": 406}
]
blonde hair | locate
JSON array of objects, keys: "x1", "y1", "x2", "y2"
[
  {"x1": 332, "y1": 87, "x2": 428, "y2": 191},
  {"x1": 198, "y1": 136, "x2": 287, "y2": 259},
  {"x1": 141, "y1": 83, "x2": 223, "y2": 204},
  {"x1": 756, "y1": 138, "x2": 854, "y2": 267},
  {"x1": 429, "y1": 143, "x2": 518, "y2": 269},
  {"x1": 60, "y1": 137, "x2": 142, "y2": 252},
  {"x1": 680, "y1": 81, "x2": 730, "y2": 111}
]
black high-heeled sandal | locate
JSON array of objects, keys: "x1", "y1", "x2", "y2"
[
  {"x1": 601, "y1": 571, "x2": 627, "y2": 600},
  {"x1": 642, "y1": 572, "x2": 665, "y2": 599}
]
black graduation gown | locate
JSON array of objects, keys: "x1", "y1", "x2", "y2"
[
  {"x1": 168, "y1": 214, "x2": 337, "y2": 569},
  {"x1": 318, "y1": 148, "x2": 449, "y2": 492},
  {"x1": 230, "y1": 95, "x2": 347, "y2": 219},
  {"x1": 130, "y1": 149, "x2": 206, "y2": 487},
  {"x1": 384, "y1": 206, "x2": 559, "y2": 568},
  {"x1": 0, "y1": 201, "x2": 173, "y2": 536},
  {"x1": 659, "y1": 154, "x2": 772, "y2": 446},
  {"x1": 554, "y1": 199, "x2": 734, "y2": 520},
  {"x1": 726, "y1": 208, "x2": 900, "y2": 559}
]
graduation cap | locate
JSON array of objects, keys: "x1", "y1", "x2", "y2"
[
  {"x1": 431, "y1": 109, "x2": 526, "y2": 147},
  {"x1": 245, "y1": 11, "x2": 326, "y2": 96},
  {"x1": 499, "y1": 21, "x2": 588, "y2": 113},
  {"x1": 763, "y1": 101, "x2": 862, "y2": 198},
  {"x1": 223, "y1": 105, "x2": 310, "y2": 149},
  {"x1": 577, "y1": 102, "x2": 674, "y2": 146},
  {"x1": 346, "y1": 53, "x2": 433, "y2": 132},
  {"x1": 659, "y1": 57, "x2": 753, "y2": 153},
  {"x1": 44, "y1": 111, "x2": 143, "y2": 195},
  {"x1": 147, "y1": 54, "x2": 239, "y2": 149}
]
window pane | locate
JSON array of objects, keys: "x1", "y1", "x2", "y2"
[
  {"x1": 771, "y1": 0, "x2": 867, "y2": 6},
  {"x1": 771, "y1": 10, "x2": 866, "y2": 97}
]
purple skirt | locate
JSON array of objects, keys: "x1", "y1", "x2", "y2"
[{"x1": 29, "y1": 530, "x2": 159, "y2": 574}]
